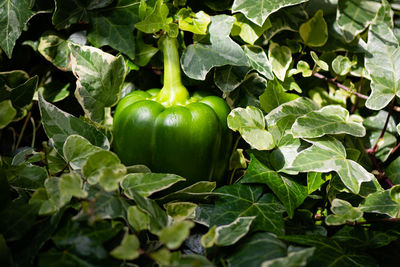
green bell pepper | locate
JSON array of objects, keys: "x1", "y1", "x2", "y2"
[{"x1": 113, "y1": 35, "x2": 232, "y2": 185}]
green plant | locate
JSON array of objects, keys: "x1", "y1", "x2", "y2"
[{"x1": 2, "y1": 0, "x2": 400, "y2": 266}]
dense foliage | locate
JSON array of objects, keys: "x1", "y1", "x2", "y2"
[{"x1": 2, "y1": 0, "x2": 400, "y2": 266}]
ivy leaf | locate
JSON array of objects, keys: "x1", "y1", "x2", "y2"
[
  {"x1": 82, "y1": 150, "x2": 126, "y2": 191},
  {"x1": 127, "y1": 206, "x2": 150, "y2": 232},
  {"x1": 261, "y1": 246, "x2": 315, "y2": 267},
  {"x1": 159, "y1": 221, "x2": 195, "y2": 249},
  {"x1": 310, "y1": 51, "x2": 329, "y2": 71},
  {"x1": 0, "y1": 0, "x2": 36, "y2": 58},
  {"x1": 110, "y1": 233, "x2": 140, "y2": 260},
  {"x1": 69, "y1": 43, "x2": 126, "y2": 123},
  {"x1": 243, "y1": 45, "x2": 274, "y2": 80},
  {"x1": 365, "y1": 2, "x2": 400, "y2": 110},
  {"x1": 259, "y1": 78, "x2": 299, "y2": 113},
  {"x1": 38, "y1": 33, "x2": 71, "y2": 71},
  {"x1": 280, "y1": 235, "x2": 378, "y2": 266},
  {"x1": 63, "y1": 135, "x2": 102, "y2": 170},
  {"x1": 241, "y1": 153, "x2": 308, "y2": 219},
  {"x1": 291, "y1": 105, "x2": 366, "y2": 138},
  {"x1": 227, "y1": 232, "x2": 287, "y2": 267},
  {"x1": 59, "y1": 172, "x2": 87, "y2": 199},
  {"x1": 231, "y1": 13, "x2": 271, "y2": 45},
  {"x1": 214, "y1": 65, "x2": 250, "y2": 93},
  {"x1": 325, "y1": 199, "x2": 363, "y2": 225},
  {"x1": 164, "y1": 202, "x2": 197, "y2": 222},
  {"x1": 269, "y1": 43, "x2": 292, "y2": 81},
  {"x1": 177, "y1": 8, "x2": 210, "y2": 34},
  {"x1": 181, "y1": 15, "x2": 249, "y2": 80},
  {"x1": 121, "y1": 173, "x2": 185, "y2": 198},
  {"x1": 228, "y1": 106, "x2": 275, "y2": 150},
  {"x1": 289, "y1": 136, "x2": 375, "y2": 193},
  {"x1": 211, "y1": 183, "x2": 285, "y2": 235},
  {"x1": 135, "y1": 0, "x2": 169, "y2": 34},
  {"x1": 52, "y1": 0, "x2": 113, "y2": 29},
  {"x1": 0, "y1": 100, "x2": 16, "y2": 129},
  {"x1": 385, "y1": 157, "x2": 400, "y2": 185},
  {"x1": 337, "y1": 0, "x2": 380, "y2": 42},
  {"x1": 88, "y1": 0, "x2": 141, "y2": 60},
  {"x1": 38, "y1": 94, "x2": 110, "y2": 155},
  {"x1": 157, "y1": 181, "x2": 216, "y2": 204},
  {"x1": 232, "y1": 0, "x2": 308, "y2": 27},
  {"x1": 359, "y1": 190, "x2": 400, "y2": 217},
  {"x1": 363, "y1": 110, "x2": 397, "y2": 134},
  {"x1": 204, "y1": 216, "x2": 255, "y2": 247},
  {"x1": 266, "y1": 97, "x2": 318, "y2": 132},
  {"x1": 332, "y1": 55, "x2": 355, "y2": 76},
  {"x1": 307, "y1": 172, "x2": 329, "y2": 194},
  {"x1": 299, "y1": 10, "x2": 328, "y2": 47}
]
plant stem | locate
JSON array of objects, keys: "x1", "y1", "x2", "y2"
[
  {"x1": 312, "y1": 72, "x2": 368, "y2": 100},
  {"x1": 16, "y1": 111, "x2": 32, "y2": 149},
  {"x1": 366, "y1": 98, "x2": 395, "y2": 154}
]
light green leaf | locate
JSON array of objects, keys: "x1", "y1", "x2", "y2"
[
  {"x1": 359, "y1": 190, "x2": 400, "y2": 217},
  {"x1": 214, "y1": 65, "x2": 250, "y2": 93},
  {"x1": 201, "y1": 225, "x2": 216, "y2": 248},
  {"x1": 307, "y1": 172, "x2": 329, "y2": 194},
  {"x1": 63, "y1": 135, "x2": 103, "y2": 170},
  {"x1": 181, "y1": 15, "x2": 249, "y2": 80},
  {"x1": 241, "y1": 153, "x2": 308, "y2": 218},
  {"x1": 164, "y1": 202, "x2": 197, "y2": 222},
  {"x1": 299, "y1": 10, "x2": 328, "y2": 47},
  {"x1": 289, "y1": 136, "x2": 375, "y2": 193},
  {"x1": 0, "y1": 0, "x2": 36, "y2": 58},
  {"x1": 212, "y1": 183, "x2": 285, "y2": 235},
  {"x1": 0, "y1": 100, "x2": 16, "y2": 129},
  {"x1": 232, "y1": 0, "x2": 308, "y2": 26},
  {"x1": 159, "y1": 221, "x2": 195, "y2": 250},
  {"x1": 59, "y1": 172, "x2": 87, "y2": 199},
  {"x1": 228, "y1": 106, "x2": 275, "y2": 150},
  {"x1": 332, "y1": 55, "x2": 355, "y2": 76},
  {"x1": 127, "y1": 205, "x2": 150, "y2": 232},
  {"x1": 260, "y1": 79, "x2": 299, "y2": 113},
  {"x1": 38, "y1": 33, "x2": 71, "y2": 71},
  {"x1": 291, "y1": 105, "x2": 366, "y2": 138},
  {"x1": 214, "y1": 216, "x2": 255, "y2": 246},
  {"x1": 232, "y1": 13, "x2": 271, "y2": 45},
  {"x1": 135, "y1": 0, "x2": 169, "y2": 34},
  {"x1": 289, "y1": 61, "x2": 312, "y2": 77},
  {"x1": 325, "y1": 199, "x2": 363, "y2": 225},
  {"x1": 39, "y1": 177, "x2": 71, "y2": 215},
  {"x1": 363, "y1": 110, "x2": 397, "y2": 133},
  {"x1": 82, "y1": 150, "x2": 126, "y2": 191},
  {"x1": 110, "y1": 233, "x2": 140, "y2": 260},
  {"x1": 337, "y1": 0, "x2": 380, "y2": 42},
  {"x1": 261, "y1": 247, "x2": 315, "y2": 267},
  {"x1": 88, "y1": 0, "x2": 141, "y2": 59},
  {"x1": 38, "y1": 94, "x2": 110, "y2": 155},
  {"x1": 69, "y1": 43, "x2": 127, "y2": 123},
  {"x1": 177, "y1": 8, "x2": 210, "y2": 34},
  {"x1": 365, "y1": 3, "x2": 400, "y2": 110},
  {"x1": 121, "y1": 173, "x2": 185, "y2": 198},
  {"x1": 269, "y1": 132, "x2": 302, "y2": 173},
  {"x1": 243, "y1": 45, "x2": 274, "y2": 80},
  {"x1": 310, "y1": 51, "x2": 329, "y2": 71},
  {"x1": 390, "y1": 185, "x2": 400, "y2": 204},
  {"x1": 269, "y1": 43, "x2": 292, "y2": 81}
]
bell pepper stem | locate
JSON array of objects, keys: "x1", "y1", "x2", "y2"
[{"x1": 156, "y1": 35, "x2": 189, "y2": 106}]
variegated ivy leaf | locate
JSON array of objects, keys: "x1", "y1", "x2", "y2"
[
  {"x1": 337, "y1": 0, "x2": 381, "y2": 43},
  {"x1": 159, "y1": 221, "x2": 195, "y2": 250},
  {"x1": 365, "y1": 2, "x2": 400, "y2": 110},
  {"x1": 243, "y1": 45, "x2": 274, "y2": 80},
  {"x1": 0, "y1": 0, "x2": 36, "y2": 58},
  {"x1": 69, "y1": 43, "x2": 126, "y2": 123},
  {"x1": 228, "y1": 106, "x2": 275, "y2": 150},
  {"x1": 63, "y1": 135, "x2": 103, "y2": 170},
  {"x1": 0, "y1": 100, "x2": 16, "y2": 129},
  {"x1": 177, "y1": 8, "x2": 210, "y2": 34},
  {"x1": 289, "y1": 136, "x2": 375, "y2": 194},
  {"x1": 325, "y1": 199, "x2": 363, "y2": 226},
  {"x1": 231, "y1": 13, "x2": 271, "y2": 45},
  {"x1": 299, "y1": 10, "x2": 328, "y2": 47},
  {"x1": 38, "y1": 94, "x2": 110, "y2": 155},
  {"x1": 332, "y1": 55, "x2": 355, "y2": 76},
  {"x1": 359, "y1": 189, "x2": 400, "y2": 217},
  {"x1": 269, "y1": 43, "x2": 292, "y2": 81},
  {"x1": 259, "y1": 78, "x2": 299, "y2": 114},
  {"x1": 181, "y1": 15, "x2": 249, "y2": 80},
  {"x1": 135, "y1": 0, "x2": 169, "y2": 34},
  {"x1": 232, "y1": 0, "x2": 309, "y2": 27},
  {"x1": 310, "y1": 51, "x2": 329, "y2": 71},
  {"x1": 291, "y1": 105, "x2": 366, "y2": 138}
]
